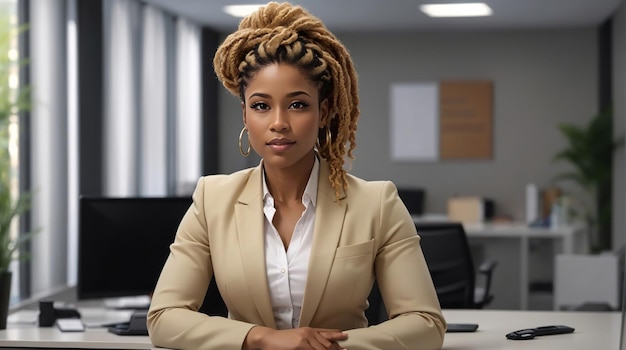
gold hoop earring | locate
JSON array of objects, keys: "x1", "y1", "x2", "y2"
[
  {"x1": 238, "y1": 127, "x2": 251, "y2": 157},
  {"x1": 316, "y1": 127, "x2": 332, "y2": 153},
  {"x1": 325, "y1": 127, "x2": 332, "y2": 152}
]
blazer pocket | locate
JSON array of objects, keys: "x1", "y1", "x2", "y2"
[
  {"x1": 325, "y1": 239, "x2": 376, "y2": 313},
  {"x1": 334, "y1": 239, "x2": 375, "y2": 259}
]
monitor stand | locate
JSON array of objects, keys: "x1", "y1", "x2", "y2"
[{"x1": 103, "y1": 295, "x2": 150, "y2": 310}]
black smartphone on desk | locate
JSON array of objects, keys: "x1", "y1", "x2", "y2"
[{"x1": 447, "y1": 323, "x2": 479, "y2": 332}]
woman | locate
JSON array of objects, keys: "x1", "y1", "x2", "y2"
[{"x1": 147, "y1": 2, "x2": 446, "y2": 349}]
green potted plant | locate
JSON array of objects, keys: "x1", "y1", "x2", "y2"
[
  {"x1": 553, "y1": 107, "x2": 620, "y2": 253},
  {"x1": 0, "y1": 18, "x2": 33, "y2": 328}
]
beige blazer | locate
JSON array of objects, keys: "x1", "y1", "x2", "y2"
[{"x1": 147, "y1": 159, "x2": 446, "y2": 350}]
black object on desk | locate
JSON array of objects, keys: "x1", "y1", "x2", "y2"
[
  {"x1": 107, "y1": 310, "x2": 148, "y2": 336},
  {"x1": 446, "y1": 323, "x2": 479, "y2": 332},
  {"x1": 38, "y1": 301, "x2": 81, "y2": 327},
  {"x1": 506, "y1": 325, "x2": 575, "y2": 340}
]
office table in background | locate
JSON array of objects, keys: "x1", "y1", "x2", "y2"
[
  {"x1": 462, "y1": 222, "x2": 587, "y2": 310},
  {"x1": 0, "y1": 308, "x2": 617, "y2": 349}
]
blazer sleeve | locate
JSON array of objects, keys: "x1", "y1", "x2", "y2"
[
  {"x1": 147, "y1": 177, "x2": 255, "y2": 350},
  {"x1": 339, "y1": 181, "x2": 447, "y2": 350}
]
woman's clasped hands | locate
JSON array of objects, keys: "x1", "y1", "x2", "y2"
[{"x1": 243, "y1": 326, "x2": 348, "y2": 350}]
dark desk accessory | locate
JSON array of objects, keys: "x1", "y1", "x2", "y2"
[
  {"x1": 107, "y1": 310, "x2": 148, "y2": 336},
  {"x1": 506, "y1": 325, "x2": 575, "y2": 340},
  {"x1": 38, "y1": 300, "x2": 81, "y2": 327},
  {"x1": 446, "y1": 323, "x2": 479, "y2": 333}
]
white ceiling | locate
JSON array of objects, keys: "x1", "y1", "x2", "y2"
[{"x1": 141, "y1": 0, "x2": 624, "y2": 33}]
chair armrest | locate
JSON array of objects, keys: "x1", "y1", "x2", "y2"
[
  {"x1": 478, "y1": 259, "x2": 497, "y2": 275},
  {"x1": 474, "y1": 259, "x2": 498, "y2": 308}
]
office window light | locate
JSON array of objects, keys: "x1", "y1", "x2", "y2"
[
  {"x1": 0, "y1": 0, "x2": 20, "y2": 305},
  {"x1": 420, "y1": 3, "x2": 493, "y2": 18}
]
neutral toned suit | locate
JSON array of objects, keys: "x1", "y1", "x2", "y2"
[{"x1": 147, "y1": 159, "x2": 446, "y2": 349}]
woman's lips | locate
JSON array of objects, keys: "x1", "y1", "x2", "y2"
[{"x1": 267, "y1": 139, "x2": 295, "y2": 152}]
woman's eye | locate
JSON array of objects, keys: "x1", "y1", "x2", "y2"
[
  {"x1": 290, "y1": 101, "x2": 309, "y2": 109},
  {"x1": 250, "y1": 102, "x2": 269, "y2": 110}
]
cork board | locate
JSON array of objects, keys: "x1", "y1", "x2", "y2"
[{"x1": 439, "y1": 81, "x2": 493, "y2": 159}]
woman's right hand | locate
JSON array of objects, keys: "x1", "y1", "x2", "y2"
[{"x1": 243, "y1": 326, "x2": 348, "y2": 350}]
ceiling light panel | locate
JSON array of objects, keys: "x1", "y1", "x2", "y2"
[
  {"x1": 420, "y1": 3, "x2": 493, "y2": 17},
  {"x1": 223, "y1": 4, "x2": 264, "y2": 18}
]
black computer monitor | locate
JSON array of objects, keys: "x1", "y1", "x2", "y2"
[{"x1": 77, "y1": 196, "x2": 192, "y2": 300}]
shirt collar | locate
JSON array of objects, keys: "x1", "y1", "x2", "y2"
[{"x1": 263, "y1": 156, "x2": 319, "y2": 208}]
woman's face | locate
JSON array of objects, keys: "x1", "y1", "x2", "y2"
[{"x1": 242, "y1": 63, "x2": 328, "y2": 171}]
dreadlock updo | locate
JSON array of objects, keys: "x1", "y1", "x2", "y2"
[{"x1": 213, "y1": 1, "x2": 359, "y2": 200}]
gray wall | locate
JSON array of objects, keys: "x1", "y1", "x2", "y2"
[
  {"x1": 218, "y1": 28, "x2": 598, "y2": 221},
  {"x1": 613, "y1": 3, "x2": 626, "y2": 251}
]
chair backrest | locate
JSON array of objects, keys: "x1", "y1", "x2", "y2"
[
  {"x1": 198, "y1": 277, "x2": 228, "y2": 317},
  {"x1": 415, "y1": 222, "x2": 475, "y2": 309},
  {"x1": 397, "y1": 188, "x2": 425, "y2": 216}
]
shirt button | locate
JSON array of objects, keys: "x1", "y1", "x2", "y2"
[{"x1": 280, "y1": 268, "x2": 286, "y2": 273}]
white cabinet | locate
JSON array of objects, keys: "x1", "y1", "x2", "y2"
[{"x1": 554, "y1": 253, "x2": 622, "y2": 310}]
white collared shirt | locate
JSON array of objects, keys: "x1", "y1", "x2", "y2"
[{"x1": 262, "y1": 157, "x2": 319, "y2": 329}]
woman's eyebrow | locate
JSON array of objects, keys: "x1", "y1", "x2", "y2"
[
  {"x1": 248, "y1": 91, "x2": 311, "y2": 99},
  {"x1": 286, "y1": 91, "x2": 311, "y2": 98},
  {"x1": 249, "y1": 92, "x2": 271, "y2": 99}
]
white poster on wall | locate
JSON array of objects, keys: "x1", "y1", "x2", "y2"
[{"x1": 390, "y1": 82, "x2": 439, "y2": 161}]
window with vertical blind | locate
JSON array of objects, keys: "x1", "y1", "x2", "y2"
[
  {"x1": 103, "y1": 0, "x2": 202, "y2": 198},
  {"x1": 65, "y1": 0, "x2": 205, "y2": 295},
  {"x1": 0, "y1": 0, "x2": 22, "y2": 305},
  {"x1": 14, "y1": 0, "x2": 206, "y2": 303}
]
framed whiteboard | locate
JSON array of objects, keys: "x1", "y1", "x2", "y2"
[{"x1": 390, "y1": 80, "x2": 493, "y2": 161}]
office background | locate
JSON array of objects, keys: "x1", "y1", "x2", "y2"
[
  {"x1": 17, "y1": 0, "x2": 626, "y2": 309},
  {"x1": 220, "y1": 29, "x2": 598, "y2": 220}
]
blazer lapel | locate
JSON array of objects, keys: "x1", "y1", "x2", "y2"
[
  {"x1": 299, "y1": 160, "x2": 347, "y2": 327},
  {"x1": 235, "y1": 164, "x2": 276, "y2": 328}
]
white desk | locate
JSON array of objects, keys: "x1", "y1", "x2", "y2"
[
  {"x1": 0, "y1": 326, "x2": 153, "y2": 349},
  {"x1": 463, "y1": 222, "x2": 587, "y2": 310},
  {"x1": 0, "y1": 309, "x2": 619, "y2": 349},
  {"x1": 1, "y1": 308, "x2": 154, "y2": 349},
  {"x1": 443, "y1": 309, "x2": 620, "y2": 349}
]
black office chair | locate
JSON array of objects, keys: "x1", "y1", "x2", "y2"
[
  {"x1": 397, "y1": 188, "x2": 426, "y2": 216},
  {"x1": 365, "y1": 221, "x2": 497, "y2": 325},
  {"x1": 199, "y1": 277, "x2": 228, "y2": 317},
  {"x1": 415, "y1": 222, "x2": 497, "y2": 309},
  {"x1": 365, "y1": 281, "x2": 385, "y2": 325}
]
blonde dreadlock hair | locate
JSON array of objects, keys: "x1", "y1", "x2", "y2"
[{"x1": 213, "y1": 2, "x2": 359, "y2": 200}]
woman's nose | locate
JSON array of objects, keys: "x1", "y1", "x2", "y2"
[{"x1": 269, "y1": 108, "x2": 289, "y2": 132}]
